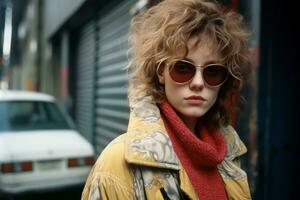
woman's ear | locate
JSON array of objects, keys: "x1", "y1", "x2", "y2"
[
  {"x1": 158, "y1": 75, "x2": 165, "y2": 84},
  {"x1": 156, "y1": 65, "x2": 165, "y2": 84}
]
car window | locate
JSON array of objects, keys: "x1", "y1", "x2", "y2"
[{"x1": 0, "y1": 100, "x2": 73, "y2": 132}]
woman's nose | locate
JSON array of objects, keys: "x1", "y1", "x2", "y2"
[{"x1": 189, "y1": 69, "x2": 205, "y2": 90}]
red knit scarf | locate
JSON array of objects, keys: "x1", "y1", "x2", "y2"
[{"x1": 159, "y1": 100, "x2": 228, "y2": 200}]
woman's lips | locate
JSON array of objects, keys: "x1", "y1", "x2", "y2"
[
  {"x1": 185, "y1": 96, "x2": 206, "y2": 100},
  {"x1": 185, "y1": 96, "x2": 206, "y2": 105}
]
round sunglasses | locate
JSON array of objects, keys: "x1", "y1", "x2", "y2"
[{"x1": 168, "y1": 60, "x2": 229, "y2": 87}]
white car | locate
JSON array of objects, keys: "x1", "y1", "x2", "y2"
[{"x1": 0, "y1": 90, "x2": 94, "y2": 196}]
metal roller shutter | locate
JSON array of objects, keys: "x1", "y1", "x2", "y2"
[
  {"x1": 95, "y1": 0, "x2": 136, "y2": 153},
  {"x1": 75, "y1": 21, "x2": 96, "y2": 142}
]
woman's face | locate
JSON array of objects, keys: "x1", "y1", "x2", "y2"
[{"x1": 160, "y1": 37, "x2": 222, "y2": 123}]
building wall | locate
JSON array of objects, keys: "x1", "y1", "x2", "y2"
[
  {"x1": 257, "y1": 0, "x2": 298, "y2": 199},
  {"x1": 41, "y1": 0, "x2": 136, "y2": 148},
  {"x1": 43, "y1": 0, "x2": 86, "y2": 39},
  {"x1": 0, "y1": 1, "x2": 8, "y2": 80},
  {"x1": 11, "y1": 0, "x2": 40, "y2": 91}
]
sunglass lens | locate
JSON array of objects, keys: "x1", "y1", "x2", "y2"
[
  {"x1": 170, "y1": 61, "x2": 195, "y2": 83},
  {"x1": 203, "y1": 65, "x2": 228, "y2": 86}
]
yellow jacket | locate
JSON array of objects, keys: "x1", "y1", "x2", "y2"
[{"x1": 82, "y1": 95, "x2": 251, "y2": 200}]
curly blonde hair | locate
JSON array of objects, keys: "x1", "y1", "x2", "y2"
[{"x1": 127, "y1": 0, "x2": 251, "y2": 127}]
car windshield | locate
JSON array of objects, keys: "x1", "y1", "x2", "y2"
[{"x1": 0, "y1": 100, "x2": 73, "y2": 132}]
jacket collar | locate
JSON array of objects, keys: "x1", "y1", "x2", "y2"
[
  {"x1": 124, "y1": 95, "x2": 180, "y2": 170},
  {"x1": 124, "y1": 94, "x2": 247, "y2": 169}
]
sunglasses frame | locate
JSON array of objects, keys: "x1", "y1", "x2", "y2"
[{"x1": 168, "y1": 59, "x2": 229, "y2": 87}]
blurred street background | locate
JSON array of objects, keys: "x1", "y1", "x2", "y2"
[
  {"x1": 0, "y1": 186, "x2": 82, "y2": 200},
  {"x1": 0, "y1": 0, "x2": 298, "y2": 199}
]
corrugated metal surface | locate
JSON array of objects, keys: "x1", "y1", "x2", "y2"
[
  {"x1": 75, "y1": 21, "x2": 95, "y2": 142},
  {"x1": 95, "y1": 0, "x2": 136, "y2": 153}
]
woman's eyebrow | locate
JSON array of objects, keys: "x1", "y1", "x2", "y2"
[{"x1": 184, "y1": 58, "x2": 219, "y2": 65}]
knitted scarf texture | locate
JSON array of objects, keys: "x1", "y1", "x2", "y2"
[{"x1": 159, "y1": 100, "x2": 228, "y2": 200}]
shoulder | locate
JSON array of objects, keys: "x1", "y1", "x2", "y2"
[
  {"x1": 81, "y1": 134, "x2": 135, "y2": 200},
  {"x1": 220, "y1": 125, "x2": 247, "y2": 159},
  {"x1": 95, "y1": 134, "x2": 131, "y2": 176}
]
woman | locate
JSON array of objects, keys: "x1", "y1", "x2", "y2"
[{"x1": 82, "y1": 0, "x2": 252, "y2": 199}]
